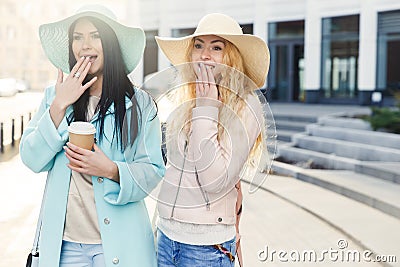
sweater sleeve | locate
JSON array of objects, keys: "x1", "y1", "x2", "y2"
[{"x1": 189, "y1": 95, "x2": 262, "y2": 193}]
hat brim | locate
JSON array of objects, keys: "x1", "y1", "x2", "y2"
[
  {"x1": 155, "y1": 33, "x2": 270, "y2": 88},
  {"x1": 39, "y1": 11, "x2": 145, "y2": 74}
]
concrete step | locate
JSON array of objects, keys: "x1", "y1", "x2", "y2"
[
  {"x1": 271, "y1": 161, "x2": 400, "y2": 218},
  {"x1": 318, "y1": 116, "x2": 372, "y2": 130},
  {"x1": 276, "y1": 120, "x2": 307, "y2": 132},
  {"x1": 247, "y1": 172, "x2": 400, "y2": 266},
  {"x1": 273, "y1": 114, "x2": 317, "y2": 123},
  {"x1": 307, "y1": 124, "x2": 400, "y2": 150},
  {"x1": 293, "y1": 133, "x2": 400, "y2": 162},
  {"x1": 277, "y1": 144, "x2": 360, "y2": 170},
  {"x1": 275, "y1": 139, "x2": 290, "y2": 147},
  {"x1": 276, "y1": 129, "x2": 297, "y2": 142},
  {"x1": 276, "y1": 145, "x2": 400, "y2": 184},
  {"x1": 357, "y1": 162, "x2": 400, "y2": 184},
  {"x1": 296, "y1": 169, "x2": 400, "y2": 219}
]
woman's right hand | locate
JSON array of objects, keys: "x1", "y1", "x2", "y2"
[
  {"x1": 53, "y1": 56, "x2": 97, "y2": 110},
  {"x1": 195, "y1": 62, "x2": 221, "y2": 108},
  {"x1": 50, "y1": 57, "x2": 97, "y2": 128}
]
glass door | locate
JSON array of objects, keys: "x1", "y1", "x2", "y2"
[
  {"x1": 293, "y1": 44, "x2": 305, "y2": 101},
  {"x1": 268, "y1": 20, "x2": 305, "y2": 102},
  {"x1": 270, "y1": 45, "x2": 289, "y2": 100},
  {"x1": 269, "y1": 42, "x2": 304, "y2": 101}
]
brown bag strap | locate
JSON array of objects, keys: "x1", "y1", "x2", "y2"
[{"x1": 235, "y1": 181, "x2": 243, "y2": 267}]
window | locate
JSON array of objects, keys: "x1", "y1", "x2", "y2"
[
  {"x1": 269, "y1": 20, "x2": 304, "y2": 40},
  {"x1": 321, "y1": 15, "x2": 359, "y2": 98},
  {"x1": 377, "y1": 10, "x2": 400, "y2": 92},
  {"x1": 171, "y1": 28, "x2": 196, "y2": 38}
]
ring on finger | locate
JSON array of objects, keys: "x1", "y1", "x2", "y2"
[{"x1": 74, "y1": 71, "x2": 81, "y2": 78}]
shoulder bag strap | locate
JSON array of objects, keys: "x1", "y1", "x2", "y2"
[
  {"x1": 31, "y1": 174, "x2": 50, "y2": 255},
  {"x1": 235, "y1": 181, "x2": 243, "y2": 267}
]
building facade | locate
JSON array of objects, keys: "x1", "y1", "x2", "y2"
[
  {"x1": 139, "y1": 0, "x2": 400, "y2": 106},
  {"x1": 1, "y1": 0, "x2": 399, "y2": 106},
  {"x1": 0, "y1": 0, "x2": 130, "y2": 91}
]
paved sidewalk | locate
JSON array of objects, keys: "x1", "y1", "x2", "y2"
[
  {"x1": 239, "y1": 177, "x2": 398, "y2": 267},
  {"x1": 0, "y1": 155, "x2": 46, "y2": 267}
]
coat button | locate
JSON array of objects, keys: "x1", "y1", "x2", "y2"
[
  {"x1": 104, "y1": 218, "x2": 110, "y2": 225},
  {"x1": 217, "y1": 217, "x2": 222, "y2": 222},
  {"x1": 97, "y1": 177, "x2": 104, "y2": 183},
  {"x1": 112, "y1": 257, "x2": 119, "y2": 264}
]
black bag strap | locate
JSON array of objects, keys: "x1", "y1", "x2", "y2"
[{"x1": 30, "y1": 173, "x2": 50, "y2": 255}]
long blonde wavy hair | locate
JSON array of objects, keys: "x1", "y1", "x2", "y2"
[{"x1": 166, "y1": 37, "x2": 266, "y2": 171}]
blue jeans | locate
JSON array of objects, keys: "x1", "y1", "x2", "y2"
[
  {"x1": 59, "y1": 240, "x2": 105, "y2": 267},
  {"x1": 157, "y1": 230, "x2": 236, "y2": 267}
]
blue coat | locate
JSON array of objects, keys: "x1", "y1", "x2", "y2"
[{"x1": 20, "y1": 86, "x2": 165, "y2": 267}]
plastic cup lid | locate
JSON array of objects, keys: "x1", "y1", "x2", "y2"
[{"x1": 68, "y1": 121, "x2": 96, "y2": 135}]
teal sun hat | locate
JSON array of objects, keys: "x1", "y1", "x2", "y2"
[{"x1": 39, "y1": 4, "x2": 145, "y2": 74}]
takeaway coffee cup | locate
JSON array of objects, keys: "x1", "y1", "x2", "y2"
[{"x1": 68, "y1": 121, "x2": 96, "y2": 150}]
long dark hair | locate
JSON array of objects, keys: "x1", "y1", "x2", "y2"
[{"x1": 67, "y1": 16, "x2": 138, "y2": 151}]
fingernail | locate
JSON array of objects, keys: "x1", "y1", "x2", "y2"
[{"x1": 80, "y1": 56, "x2": 85, "y2": 60}]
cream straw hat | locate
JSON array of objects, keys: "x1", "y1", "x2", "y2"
[
  {"x1": 155, "y1": 13, "x2": 270, "y2": 88},
  {"x1": 39, "y1": 4, "x2": 145, "y2": 74}
]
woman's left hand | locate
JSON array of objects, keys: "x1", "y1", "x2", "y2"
[{"x1": 64, "y1": 142, "x2": 120, "y2": 183}]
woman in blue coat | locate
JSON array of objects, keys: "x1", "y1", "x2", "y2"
[{"x1": 20, "y1": 4, "x2": 165, "y2": 267}]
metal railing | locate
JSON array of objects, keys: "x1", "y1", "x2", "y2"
[{"x1": 0, "y1": 112, "x2": 33, "y2": 153}]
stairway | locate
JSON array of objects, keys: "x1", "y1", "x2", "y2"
[
  {"x1": 273, "y1": 113, "x2": 317, "y2": 143},
  {"x1": 274, "y1": 115, "x2": 400, "y2": 219}
]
